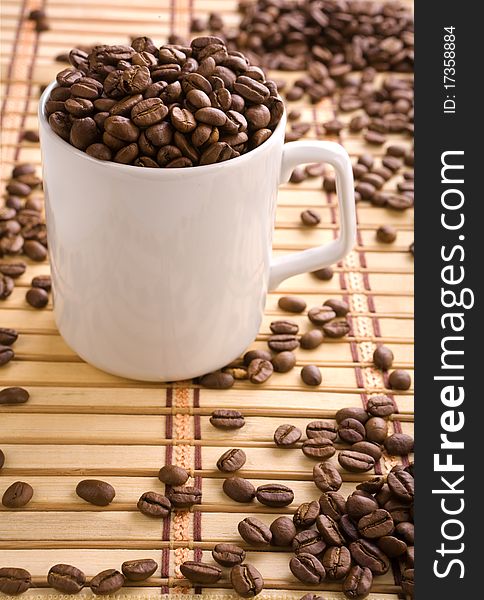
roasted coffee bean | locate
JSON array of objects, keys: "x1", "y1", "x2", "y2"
[
  {"x1": 137, "y1": 491, "x2": 171, "y2": 517},
  {"x1": 300, "y1": 209, "x2": 321, "y2": 226},
  {"x1": 389, "y1": 369, "x2": 411, "y2": 390},
  {"x1": 395, "y1": 522, "x2": 414, "y2": 544},
  {"x1": 340, "y1": 514, "x2": 361, "y2": 543},
  {"x1": 0, "y1": 387, "x2": 29, "y2": 404},
  {"x1": 247, "y1": 358, "x2": 273, "y2": 383},
  {"x1": 307, "y1": 421, "x2": 337, "y2": 441},
  {"x1": 376, "y1": 225, "x2": 397, "y2": 243},
  {"x1": 384, "y1": 433, "x2": 414, "y2": 455},
  {"x1": 364, "y1": 130, "x2": 385, "y2": 145},
  {"x1": 387, "y1": 194, "x2": 413, "y2": 210},
  {"x1": 26, "y1": 287, "x2": 49, "y2": 308},
  {"x1": 0, "y1": 262, "x2": 26, "y2": 278},
  {"x1": 201, "y1": 370, "x2": 235, "y2": 388},
  {"x1": 401, "y1": 567, "x2": 414, "y2": 596},
  {"x1": 0, "y1": 449, "x2": 4, "y2": 469},
  {"x1": 338, "y1": 418, "x2": 366, "y2": 444},
  {"x1": 76, "y1": 479, "x2": 115, "y2": 506},
  {"x1": 373, "y1": 345, "x2": 394, "y2": 370},
  {"x1": 300, "y1": 329, "x2": 324, "y2": 349},
  {"x1": 308, "y1": 306, "x2": 336, "y2": 325},
  {"x1": 377, "y1": 535, "x2": 407, "y2": 557},
  {"x1": 210, "y1": 409, "x2": 244, "y2": 429},
  {"x1": 131, "y1": 98, "x2": 168, "y2": 127},
  {"x1": 90, "y1": 569, "x2": 125, "y2": 595},
  {"x1": 274, "y1": 424, "x2": 301, "y2": 447},
  {"x1": 323, "y1": 298, "x2": 349, "y2": 317},
  {"x1": 352, "y1": 442, "x2": 382, "y2": 462},
  {"x1": 243, "y1": 349, "x2": 271, "y2": 365},
  {"x1": 230, "y1": 564, "x2": 263, "y2": 597},
  {"x1": 256, "y1": 483, "x2": 294, "y2": 507},
  {"x1": 336, "y1": 407, "x2": 369, "y2": 425},
  {"x1": 290, "y1": 167, "x2": 307, "y2": 184},
  {"x1": 271, "y1": 351, "x2": 296, "y2": 373},
  {"x1": 212, "y1": 543, "x2": 246, "y2": 567},
  {"x1": 290, "y1": 553, "x2": 326, "y2": 584},
  {"x1": 238, "y1": 517, "x2": 272, "y2": 545},
  {"x1": 346, "y1": 493, "x2": 379, "y2": 521},
  {"x1": 339, "y1": 451, "x2": 375, "y2": 473},
  {"x1": 278, "y1": 295, "x2": 306, "y2": 313},
  {"x1": 270, "y1": 516, "x2": 296, "y2": 546},
  {"x1": 343, "y1": 565, "x2": 373, "y2": 600},
  {"x1": 270, "y1": 320, "x2": 299, "y2": 335},
  {"x1": 293, "y1": 500, "x2": 320, "y2": 528},
  {"x1": 0, "y1": 328, "x2": 18, "y2": 346},
  {"x1": 31, "y1": 275, "x2": 51, "y2": 291},
  {"x1": 166, "y1": 486, "x2": 201, "y2": 508},
  {"x1": 217, "y1": 448, "x2": 246, "y2": 473},
  {"x1": 2, "y1": 481, "x2": 34, "y2": 508},
  {"x1": 387, "y1": 470, "x2": 414, "y2": 502},
  {"x1": 121, "y1": 558, "x2": 158, "y2": 581},
  {"x1": 301, "y1": 365, "x2": 322, "y2": 386},
  {"x1": 48, "y1": 564, "x2": 86, "y2": 593},
  {"x1": 180, "y1": 561, "x2": 222, "y2": 584},
  {"x1": 319, "y1": 491, "x2": 347, "y2": 521},
  {"x1": 312, "y1": 266, "x2": 334, "y2": 280},
  {"x1": 384, "y1": 497, "x2": 412, "y2": 524},
  {"x1": 223, "y1": 365, "x2": 248, "y2": 380},
  {"x1": 367, "y1": 395, "x2": 395, "y2": 417},
  {"x1": 358, "y1": 509, "x2": 394, "y2": 539},
  {"x1": 23, "y1": 240, "x2": 47, "y2": 261},
  {"x1": 6, "y1": 181, "x2": 31, "y2": 197},
  {"x1": 357, "y1": 477, "x2": 385, "y2": 495},
  {"x1": 158, "y1": 465, "x2": 189, "y2": 487},
  {"x1": 313, "y1": 462, "x2": 342, "y2": 492},
  {"x1": 292, "y1": 529, "x2": 326, "y2": 555},
  {"x1": 0, "y1": 345, "x2": 14, "y2": 366},
  {"x1": 302, "y1": 437, "x2": 334, "y2": 460},
  {"x1": 268, "y1": 334, "x2": 299, "y2": 352},
  {"x1": 0, "y1": 568, "x2": 31, "y2": 595},
  {"x1": 316, "y1": 515, "x2": 346, "y2": 546},
  {"x1": 322, "y1": 546, "x2": 351, "y2": 580},
  {"x1": 223, "y1": 476, "x2": 256, "y2": 503},
  {"x1": 349, "y1": 539, "x2": 390, "y2": 575},
  {"x1": 323, "y1": 320, "x2": 351, "y2": 338},
  {"x1": 406, "y1": 545, "x2": 415, "y2": 567}
]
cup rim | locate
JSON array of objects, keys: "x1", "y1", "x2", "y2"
[{"x1": 38, "y1": 80, "x2": 287, "y2": 175}]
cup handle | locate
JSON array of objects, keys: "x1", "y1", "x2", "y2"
[{"x1": 269, "y1": 140, "x2": 357, "y2": 291}]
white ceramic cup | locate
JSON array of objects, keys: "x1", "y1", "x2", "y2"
[{"x1": 39, "y1": 82, "x2": 356, "y2": 381}]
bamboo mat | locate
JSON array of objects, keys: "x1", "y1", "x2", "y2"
[{"x1": 0, "y1": 1, "x2": 414, "y2": 599}]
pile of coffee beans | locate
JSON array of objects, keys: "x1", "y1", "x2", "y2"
[{"x1": 45, "y1": 36, "x2": 284, "y2": 167}]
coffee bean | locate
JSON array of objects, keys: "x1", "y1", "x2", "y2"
[
  {"x1": 278, "y1": 295, "x2": 306, "y2": 313},
  {"x1": 389, "y1": 369, "x2": 411, "y2": 390},
  {"x1": 48, "y1": 564, "x2": 86, "y2": 593},
  {"x1": 166, "y1": 486, "x2": 201, "y2": 508},
  {"x1": 302, "y1": 437, "x2": 334, "y2": 460},
  {"x1": 300, "y1": 329, "x2": 324, "y2": 349},
  {"x1": 212, "y1": 543, "x2": 246, "y2": 567},
  {"x1": 2, "y1": 481, "x2": 34, "y2": 508},
  {"x1": 271, "y1": 351, "x2": 296, "y2": 373},
  {"x1": 338, "y1": 451, "x2": 375, "y2": 473},
  {"x1": 31, "y1": 275, "x2": 51, "y2": 292},
  {"x1": 323, "y1": 320, "x2": 351, "y2": 338},
  {"x1": 270, "y1": 320, "x2": 299, "y2": 335},
  {"x1": 23, "y1": 240, "x2": 47, "y2": 261},
  {"x1": 377, "y1": 535, "x2": 407, "y2": 557},
  {"x1": 0, "y1": 568, "x2": 31, "y2": 595},
  {"x1": 200, "y1": 370, "x2": 235, "y2": 389},
  {"x1": 223, "y1": 476, "x2": 256, "y2": 503},
  {"x1": 312, "y1": 267, "x2": 334, "y2": 280},
  {"x1": 376, "y1": 225, "x2": 397, "y2": 243},
  {"x1": 121, "y1": 558, "x2": 158, "y2": 581},
  {"x1": 268, "y1": 334, "x2": 299, "y2": 352},
  {"x1": 357, "y1": 477, "x2": 385, "y2": 495},
  {"x1": 0, "y1": 345, "x2": 14, "y2": 366},
  {"x1": 306, "y1": 420, "x2": 337, "y2": 441},
  {"x1": 316, "y1": 514, "x2": 346, "y2": 546},
  {"x1": 210, "y1": 409, "x2": 244, "y2": 429},
  {"x1": 158, "y1": 465, "x2": 189, "y2": 487},
  {"x1": 313, "y1": 462, "x2": 342, "y2": 492},
  {"x1": 0, "y1": 449, "x2": 4, "y2": 469},
  {"x1": 300, "y1": 209, "x2": 321, "y2": 226},
  {"x1": 323, "y1": 298, "x2": 349, "y2": 317},
  {"x1": 217, "y1": 448, "x2": 246, "y2": 472},
  {"x1": 387, "y1": 194, "x2": 413, "y2": 210},
  {"x1": 293, "y1": 500, "x2": 320, "y2": 528},
  {"x1": 26, "y1": 287, "x2": 49, "y2": 308},
  {"x1": 406, "y1": 545, "x2": 415, "y2": 567},
  {"x1": 339, "y1": 514, "x2": 360, "y2": 543},
  {"x1": 290, "y1": 167, "x2": 307, "y2": 183},
  {"x1": 290, "y1": 553, "x2": 326, "y2": 584},
  {"x1": 358, "y1": 509, "x2": 394, "y2": 538},
  {"x1": 238, "y1": 517, "x2": 272, "y2": 545},
  {"x1": 0, "y1": 262, "x2": 26, "y2": 278},
  {"x1": 336, "y1": 407, "x2": 369, "y2": 424},
  {"x1": 384, "y1": 497, "x2": 412, "y2": 524},
  {"x1": 180, "y1": 561, "x2": 222, "y2": 584},
  {"x1": 76, "y1": 479, "x2": 115, "y2": 506},
  {"x1": 384, "y1": 433, "x2": 414, "y2": 455},
  {"x1": 338, "y1": 418, "x2": 366, "y2": 443},
  {"x1": 243, "y1": 349, "x2": 271, "y2": 365},
  {"x1": 274, "y1": 424, "x2": 301, "y2": 447},
  {"x1": 6, "y1": 181, "x2": 31, "y2": 197},
  {"x1": 387, "y1": 470, "x2": 414, "y2": 502},
  {"x1": 373, "y1": 346, "x2": 394, "y2": 371},
  {"x1": 349, "y1": 539, "x2": 390, "y2": 575},
  {"x1": 0, "y1": 387, "x2": 29, "y2": 405},
  {"x1": 367, "y1": 394, "x2": 395, "y2": 417},
  {"x1": 137, "y1": 491, "x2": 171, "y2": 517},
  {"x1": 270, "y1": 516, "x2": 296, "y2": 546},
  {"x1": 365, "y1": 417, "x2": 388, "y2": 443},
  {"x1": 343, "y1": 565, "x2": 373, "y2": 600},
  {"x1": 0, "y1": 328, "x2": 18, "y2": 346},
  {"x1": 247, "y1": 358, "x2": 273, "y2": 383},
  {"x1": 364, "y1": 130, "x2": 385, "y2": 145},
  {"x1": 346, "y1": 493, "x2": 379, "y2": 521},
  {"x1": 292, "y1": 529, "x2": 326, "y2": 556},
  {"x1": 308, "y1": 306, "x2": 336, "y2": 325},
  {"x1": 395, "y1": 522, "x2": 414, "y2": 544},
  {"x1": 256, "y1": 483, "x2": 294, "y2": 507},
  {"x1": 90, "y1": 569, "x2": 125, "y2": 595},
  {"x1": 300, "y1": 365, "x2": 322, "y2": 387},
  {"x1": 352, "y1": 442, "x2": 382, "y2": 462},
  {"x1": 322, "y1": 546, "x2": 351, "y2": 580},
  {"x1": 319, "y1": 491, "x2": 346, "y2": 521},
  {"x1": 230, "y1": 564, "x2": 263, "y2": 597}
]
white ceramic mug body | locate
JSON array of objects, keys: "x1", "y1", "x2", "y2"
[{"x1": 39, "y1": 82, "x2": 356, "y2": 381}]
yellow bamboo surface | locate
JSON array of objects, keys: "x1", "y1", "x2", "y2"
[{"x1": 1, "y1": 0, "x2": 413, "y2": 599}]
